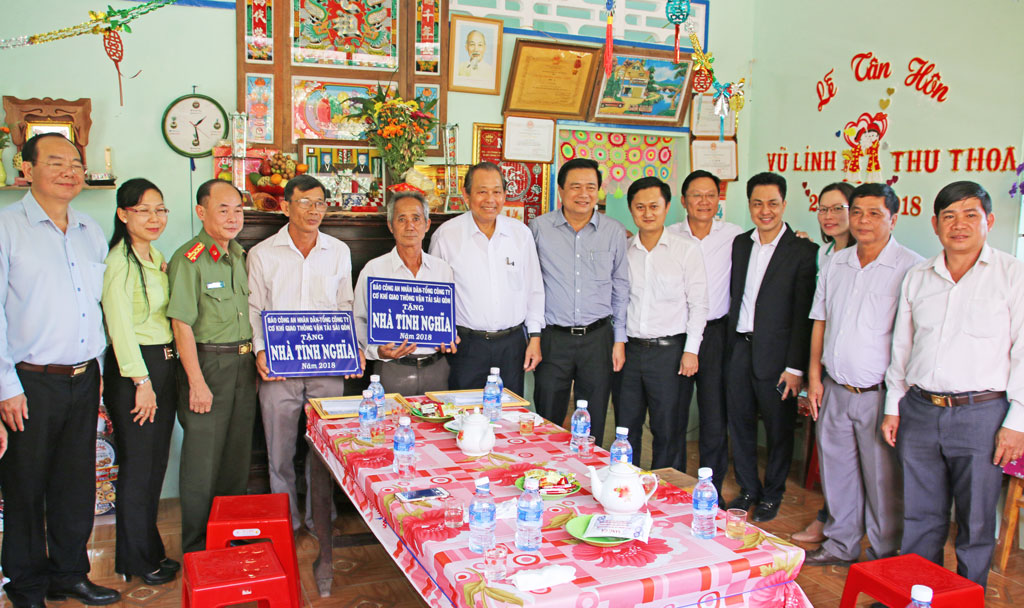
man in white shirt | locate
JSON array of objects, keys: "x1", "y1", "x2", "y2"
[
  {"x1": 429, "y1": 162, "x2": 544, "y2": 396},
  {"x1": 802, "y1": 183, "x2": 922, "y2": 566},
  {"x1": 615, "y1": 177, "x2": 707, "y2": 469},
  {"x1": 354, "y1": 191, "x2": 456, "y2": 394},
  {"x1": 248, "y1": 175, "x2": 361, "y2": 532},
  {"x1": 883, "y1": 181, "x2": 1024, "y2": 586},
  {"x1": 726, "y1": 172, "x2": 818, "y2": 523},
  {"x1": 668, "y1": 170, "x2": 743, "y2": 496}
]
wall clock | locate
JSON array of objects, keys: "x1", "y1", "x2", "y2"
[{"x1": 161, "y1": 93, "x2": 229, "y2": 158}]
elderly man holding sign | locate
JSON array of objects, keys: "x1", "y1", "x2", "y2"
[{"x1": 355, "y1": 190, "x2": 457, "y2": 395}]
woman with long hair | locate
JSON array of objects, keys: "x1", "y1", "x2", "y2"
[
  {"x1": 101, "y1": 178, "x2": 179, "y2": 584},
  {"x1": 792, "y1": 181, "x2": 855, "y2": 544}
]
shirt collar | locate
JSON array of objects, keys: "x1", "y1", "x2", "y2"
[
  {"x1": 197, "y1": 228, "x2": 243, "y2": 259},
  {"x1": 750, "y1": 223, "x2": 787, "y2": 247},
  {"x1": 630, "y1": 228, "x2": 670, "y2": 252},
  {"x1": 272, "y1": 224, "x2": 326, "y2": 252},
  {"x1": 842, "y1": 236, "x2": 900, "y2": 270},
  {"x1": 21, "y1": 190, "x2": 88, "y2": 230},
  {"x1": 930, "y1": 243, "x2": 993, "y2": 281},
  {"x1": 555, "y1": 207, "x2": 600, "y2": 229},
  {"x1": 467, "y1": 212, "x2": 511, "y2": 239},
  {"x1": 679, "y1": 217, "x2": 722, "y2": 238},
  {"x1": 389, "y1": 246, "x2": 432, "y2": 273}
]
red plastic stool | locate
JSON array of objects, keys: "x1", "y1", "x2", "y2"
[
  {"x1": 206, "y1": 494, "x2": 301, "y2": 608},
  {"x1": 182, "y1": 544, "x2": 291, "y2": 607},
  {"x1": 839, "y1": 553, "x2": 985, "y2": 608}
]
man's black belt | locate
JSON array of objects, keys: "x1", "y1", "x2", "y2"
[
  {"x1": 457, "y1": 323, "x2": 523, "y2": 340},
  {"x1": 627, "y1": 334, "x2": 685, "y2": 348},
  {"x1": 196, "y1": 341, "x2": 253, "y2": 355},
  {"x1": 394, "y1": 352, "x2": 444, "y2": 368},
  {"x1": 547, "y1": 317, "x2": 611, "y2": 336}
]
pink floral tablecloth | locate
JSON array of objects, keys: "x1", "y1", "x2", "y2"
[{"x1": 307, "y1": 405, "x2": 812, "y2": 608}]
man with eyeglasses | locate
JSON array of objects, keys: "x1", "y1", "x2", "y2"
[
  {"x1": 530, "y1": 158, "x2": 629, "y2": 446},
  {"x1": 0, "y1": 133, "x2": 121, "y2": 607},
  {"x1": 725, "y1": 171, "x2": 818, "y2": 523},
  {"x1": 668, "y1": 170, "x2": 743, "y2": 499},
  {"x1": 247, "y1": 175, "x2": 362, "y2": 533},
  {"x1": 802, "y1": 183, "x2": 921, "y2": 566},
  {"x1": 166, "y1": 179, "x2": 257, "y2": 553}
]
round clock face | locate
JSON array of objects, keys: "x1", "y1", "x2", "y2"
[{"x1": 161, "y1": 94, "x2": 229, "y2": 158}]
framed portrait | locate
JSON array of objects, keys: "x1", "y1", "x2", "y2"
[
  {"x1": 503, "y1": 40, "x2": 600, "y2": 120},
  {"x1": 297, "y1": 139, "x2": 386, "y2": 208},
  {"x1": 290, "y1": 0, "x2": 399, "y2": 70},
  {"x1": 25, "y1": 121, "x2": 74, "y2": 142},
  {"x1": 291, "y1": 77, "x2": 397, "y2": 142},
  {"x1": 448, "y1": 14, "x2": 502, "y2": 95},
  {"x1": 588, "y1": 46, "x2": 694, "y2": 127}
]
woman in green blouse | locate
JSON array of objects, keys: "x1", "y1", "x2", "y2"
[{"x1": 101, "y1": 178, "x2": 179, "y2": 585}]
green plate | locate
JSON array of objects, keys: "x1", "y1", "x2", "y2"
[
  {"x1": 564, "y1": 514, "x2": 631, "y2": 547},
  {"x1": 442, "y1": 419, "x2": 461, "y2": 433},
  {"x1": 409, "y1": 407, "x2": 453, "y2": 423},
  {"x1": 514, "y1": 475, "x2": 581, "y2": 500}
]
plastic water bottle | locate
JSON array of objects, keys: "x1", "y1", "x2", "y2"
[
  {"x1": 515, "y1": 477, "x2": 543, "y2": 551},
  {"x1": 357, "y1": 389, "x2": 377, "y2": 441},
  {"x1": 569, "y1": 400, "x2": 591, "y2": 453},
  {"x1": 489, "y1": 367, "x2": 504, "y2": 395},
  {"x1": 468, "y1": 477, "x2": 496, "y2": 553},
  {"x1": 609, "y1": 427, "x2": 633, "y2": 465},
  {"x1": 482, "y1": 375, "x2": 502, "y2": 422},
  {"x1": 369, "y1": 374, "x2": 386, "y2": 417},
  {"x1": 692, "y1": 467, "x2": 718, "y2": 540},
  {"x1": 392, "y1": 416, "x2": 416, "y2": 475},
  {"x1": 905, "y1": 585, "x2": 933, "y2": 608}
]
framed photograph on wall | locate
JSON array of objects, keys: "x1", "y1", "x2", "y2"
[
  {"x1": 245, "y1": 74, "x2": 274, "y2": 144},
  {"x1": 588, "y1": 46, "x2": 694, "y2": 127},
  {"x1": 290, "y1": 0, "x2": 399, "y2": 70},
  {"x1": 25, "y1": 121, "x2": 74, "y2": 142},
  {"x1": 503, "y1": 40, "x2": 599, "y2": 120},
  {"x1": 297, "y1": 139, "x2": 386, "y2": 208},
  {"x1": 291, "y1": 77, "x2": 398, "y2": 142},
  {"x1": 448, "y1": 14, "x2": 502, "y2": 95}
]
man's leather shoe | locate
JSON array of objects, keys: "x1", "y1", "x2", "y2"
[
  {"x1": 122, "y1": 563, "x2": 177, "y2": 586},
  {"x1": 752, "y1": 500, "x2": 781, "y2": 522},
  {"x1": 726, "y1": 493, "x2": 757, "y2": 511},
  {"x1": 46, "y1": 579, "x2": 120, "y2": 606},
  {"x1": 160, "y1": 557, "x2": 181, "y2": 573},
  {"x1": 804, "y1": 546, "x2": 854, "y2": 566}
]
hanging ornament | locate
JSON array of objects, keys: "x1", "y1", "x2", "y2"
[
  {"x1": 711, "y1": 79, "x2": 732, "y2": 141},
  {"x1": 685, "y1": 20, "x2": 714, "y2": 93},
  {"x1": 729, "y1": 79, "x2": 746, "y2": 132},
  {"x1": 665, "y1": 0, "x2": 691, "y2": 63},
  {"x1": 604, "y1": 0, "x2": 615, "y2": 77},
  {"x1": 0, "y1": 0, "x2": 179, "y2": 51},
  {"x1": 103, "y1": 31, "x2": 125, "y2": 106}
]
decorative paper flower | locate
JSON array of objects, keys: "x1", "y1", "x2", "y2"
[
  {"x1": 400, "y1": 509, "x2": 460, "y2": 554},
  {"x1": 572, "y1": 537, "x2": 671, "y2": 568}
]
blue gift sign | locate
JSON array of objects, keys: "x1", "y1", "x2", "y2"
[
  {"x1": 261, "y1": 311, "x2": 362, "y2": 377},
  {"x1": 367, "y1": 277, "x2": 456, "y2": 347}
]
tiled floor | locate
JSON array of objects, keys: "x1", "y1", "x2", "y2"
[{"x1": 2, "y1": 432, "x2": 1022, "y2": 607}]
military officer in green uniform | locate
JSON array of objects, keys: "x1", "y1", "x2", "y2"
[{"x1": 166, "y1": 179, "x2": 257, "y2": 553}]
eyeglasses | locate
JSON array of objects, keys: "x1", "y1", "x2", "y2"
[
  {"x1": 41, "y1": 160, "x2": 86, "y2": 174},
  {"x1": 291, "y1": 198, "x2": 328, "y2": 211},
  {"x1": 126, "y1": 207, "x2": 170, "y2": 218},
  {"x1": 817, "y1": 204, "x2": 849, "y2": 215}
]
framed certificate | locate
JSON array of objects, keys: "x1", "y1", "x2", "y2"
[
  {"x1": 502, "y1": 116, "x2": 555, "y2": 163},
  {"x1": 689, "y1": 93, "x2": 737, "y2": 138},
  {"x1": 502, "y1": 40, "x2": 600, "y2": 120},
  {"x1": 690, "y1": 139, "x2": 738, "y2": 181}
]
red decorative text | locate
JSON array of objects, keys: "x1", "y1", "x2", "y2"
[
  {"x1": 851, "y1": 52, "x2": 892, "y2": 81},
  {"x1": 904, "y1": 58, "x2": 949, "y2": 102},
  {"x1": 816, "y1": 69, "x2": 837, "y2": 111}
]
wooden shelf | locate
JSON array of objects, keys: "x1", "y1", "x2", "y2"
[{"x1": 0, "y1": 184, "x2": 115, "y2": 190}]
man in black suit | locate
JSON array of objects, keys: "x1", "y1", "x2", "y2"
[{"x1": 725, "y1": 172, "x2": 818, "y2": 522}]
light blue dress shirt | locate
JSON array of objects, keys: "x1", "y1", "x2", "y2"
[
  {"x1": 0, "y1": 192, "x2": 108, "y2": 400},
  {"x1": 529, "y1": 208, "x2": 629, "y2": 343}
]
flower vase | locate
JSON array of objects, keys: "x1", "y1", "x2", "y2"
[
  {"x1": 385, "y1": 165, "x2": 407, "y2": 189},
  {"x1": 0, "y1": 160, "x2": 7, "y2": 187}
]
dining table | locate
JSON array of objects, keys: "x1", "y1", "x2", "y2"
[{"x1": 305, "y1": 402, "x2": 813, "y2": 607}]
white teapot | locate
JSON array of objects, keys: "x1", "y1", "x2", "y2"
[
  {"x1": 587, "y1": 462, "x2": 658, "y2": 514},
  {"x1": 456, "y1": 407, "x2": 495, "y2": 457}
]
